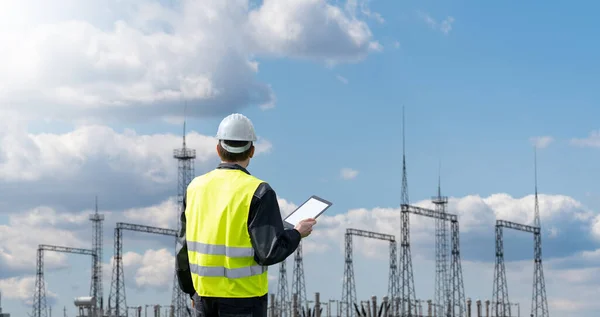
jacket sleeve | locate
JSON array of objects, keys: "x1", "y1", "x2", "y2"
[
  {"x1": 248, "y1": 182, "x2": 302, "y2": 266},
  {"x1": 175, "y1": 190, "x2": 196, "y2": 298}
]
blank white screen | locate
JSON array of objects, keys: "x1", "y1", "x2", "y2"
[{"x1": 284, "y1": 198, "x2": 329, "y2": 227}]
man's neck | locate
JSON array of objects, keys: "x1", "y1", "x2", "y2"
[{"x1": 221, "y1": 160, "x2": 249, "y2": 169}]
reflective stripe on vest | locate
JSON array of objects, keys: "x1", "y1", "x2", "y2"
[
  {"x1": 185, "y1": 168, "x2": 268, "y2": 298},
  {"x1": 187, "y1": 241, "x2": 255, "y2": 258},
  {"x1": 190, "y1": 263, "x2": 267, "y2": 279}
]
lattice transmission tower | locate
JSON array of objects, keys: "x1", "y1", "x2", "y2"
[
  {"x1": 89, "y1": 196, "x2": 105, "y2": 314},
  {"x1": 172, "y1": 113, "x2": 196, "y2": 317},
  {"x1": 531, "y1": 148, "x2": 549, "y2": 317},
  {"x1": 109, "y1": 223, "x2": 178, "y2": 317},
  {"x1": 432, "y1": 175, "x2": 451, "y2": 316},
  {"x1": 399, "y1": 107, "x2": 416, "y2": 317},
  {"x1": 341, "y1": 229, "x2": 397, "y2": 317},
  {"x1": 32, "y1": 248, "x2": 47, "y2": 317},
  {"x1": 33, "y1": 245, "x2": 96, "y2": 317},
  {"x1": 276, "y1": 260, "x2": 290, "y2": 317},
  {"x1": 291, "y1": 241, "x2": 307, "y2": 315}
]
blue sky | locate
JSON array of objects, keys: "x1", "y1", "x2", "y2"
[{"x1": 1, "y1": 0, "x2": 600, "y2": 316}]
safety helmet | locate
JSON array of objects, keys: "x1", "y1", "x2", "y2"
[{"x1": 216, "y1": 113, "x2": 257, "y2": 153}]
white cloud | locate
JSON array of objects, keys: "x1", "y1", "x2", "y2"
[
  {"x1": 0, "y1": 0, "x2": 380, "y2": 121},
  {"x1": 105, "y1": 248, "x2": 174, "y2": 291},
  {"x1": 570, "y1": 130, "x2": 600, "y2": 148},
  {"x1": 589, "y1": 215, "x2": 600, "y2": 240},
  {"x1": 439, "y1": 17, "x2": 455, "y2": 34},
  {"x1": 417, "y1": 11, "x2": 454, "y2": 35},
  {"x1": 254, "y1": 137, "x2": 274, "y2": 154},
  {"x1": 0, "y1": 209, "x2": 89, "y2": 274},
  {"x1": 2, "y1": 191, "x2": 600, "y2": 316},
  {"x1": 133, "y1": 249, "x2": 174, "y2": 290},
  {"x1": 345, "y1": 0, "x2": 385, "y2": 24},
  {"x1": 278, "y1": 198, "x2": 298, "y2": 218},
  {"x1": 340, "y1": 168, "x2": 359, "y2": 180},
  {"x1": 0, "y1": 122, "x2": 209, "y2": 183},
  {"x1": 0, "y1": 198, "x2": 182, "y2": 284},
  {"x1": 0, "y1": 276, "x2": 58, "y2": 305},
  {"x1": 336, "y1": 75, "x2": 349, "y2": 84},
  {"x1": 294, "y1": 192, "x2": 596, "y2": 259},
  {"x1": 248, "y1": 0, "x2": 381, "y2": 60},
  {"x1": 530, "y1": 135, "x2": 554, "y2": 149},
  {"x1": 0, "y1": 118, "x2": 273, "y2": 214},
  {"x1": 277, "y1": 194, "x2": 600, "y2": 316},
  {"x1": 123, "y1": 197, "x2": 179, "y2": 229}
]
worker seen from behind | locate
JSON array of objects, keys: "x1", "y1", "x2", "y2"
[{"x1": 176, "y1": 113, "x2": 317, "y2": 317}]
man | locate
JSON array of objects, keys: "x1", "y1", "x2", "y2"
[{"x1": 176, "y1": 113, "x2": 317, "y2": 317}]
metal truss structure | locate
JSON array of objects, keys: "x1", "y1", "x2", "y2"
[
  {"x1": 292, "y1": 241, "x2": 308, "y2": 316},
  {"x1": 398, "y1": 107, "x2": 465, "y2": 317},
  {"x1": 492, "y1": 220, "x2": 540, "y2": 317},
  {"x1": 89, "y1": 196, "x2": 105, "y2": 312},
  {"x1": 341, "y1": 228, "x2": 398, "y2": 317},
  {"x1": 108, "y1": 222, "x2": 177, "y2": 317},
  {"x1": 172, "y1": 113, "x2": 196, "y2": 317},
  {"x1": 404, "y1": 206, "x2": 466, "y2": 317},
  {"x1": 492, "y1": 148, "x2": 549, "y2": 317},
  {"x1": 32, "y1": 245, "x2": 96, "y2": 317},
  {"x1": 432, "y1": 179, "x2": 451, "y2": 317},
  {"x1": 276, "y1": 259, "x2": 290, "y2": 317}
]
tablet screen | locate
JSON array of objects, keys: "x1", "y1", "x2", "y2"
[{"x1": 284, "y1": 196, "x2": 332, "y2": 227}]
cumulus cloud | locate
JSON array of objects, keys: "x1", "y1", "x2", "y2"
[
  {"x1": 530, "y1": 135, "x2": 554, "y2": 149},
  {"x1": 265, "y1": 194, "x2": 600, "y2": 317},
  {"x1": 340, "y1": 168, "x2": 359, "y2": 180},
  {"x1": 0, "y1": 210, "x2": 90, "y2": 276},
  {"x1": 0, "y1": 0, "x2": 380, "y2": 121},
  {"x1": 0, "y1": 196, "x2": 184, "y2": 282},
  {"x1": 0, "y1": 117, "x2": 272, "y2": 212},
  {"x1": 0, "y1": 276, "x2": 58, "y2": 306},
  {"x1": 570, "y1": 130, "x2": 600, "y2": 148},
  {"x1": 2, "y1": 191, "x2": 600, "y2": 315},
  {"x1": 0, "y1": 123, "x2": 210, "y2": 183},
  {"x1": 129, "y1": 249, "x2": 174, "y2": 290},
  {"x1": 123, "y1": 197, "x2": 179, "y2": 229},
  {"x1": 294, "y1": 193, "x2": 596, "y2": 261}
]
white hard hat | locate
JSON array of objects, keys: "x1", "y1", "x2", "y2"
[{"x1": 216, "y1": 113, "x2": 257, "y2": 153}]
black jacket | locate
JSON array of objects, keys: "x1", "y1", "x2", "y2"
[{"x1": 175, "y1": 163, "x2": 302, "y2": 298}]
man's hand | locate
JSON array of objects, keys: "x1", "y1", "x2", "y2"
[{"x1": 294, "y1": 218, "x2": 317, "y2": 238}]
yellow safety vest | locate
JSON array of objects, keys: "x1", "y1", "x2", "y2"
[{"x1": 185, "y1": 168, "x2": 268, "y2": 298}]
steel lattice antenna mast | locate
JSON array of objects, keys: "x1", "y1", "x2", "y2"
[
  {"x1": 432, "y1": 169, "x2": 450, "y2": 317},
  {"x1": 291, "y1": 242, "x2": 308, "y2": 315},
  {"x1": 531, "y1": 147, "x2": 550, "y2": 317},
  {"x1": 276, "y1": 260, "x2": 290, "y2": 317},
  {"x1": 89, "y1": 196, "x2": 104, "y2": 314},
  {"x1": 172, "y1": 104, "x2": 196, "y2": 317},
  {"x1": 399, "y1": 106, "x2": 416, "y2": 317}
]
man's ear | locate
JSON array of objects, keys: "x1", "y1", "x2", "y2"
[{"x1": 249, "y1": 145, "x2": 255, "y2": 158}]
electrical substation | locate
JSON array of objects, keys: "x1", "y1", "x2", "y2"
[{"x1": 26, "y1": 113, "x2": 549, "y2": 317}]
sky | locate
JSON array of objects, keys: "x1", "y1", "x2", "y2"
[{"x1": 0, "y1": 0, "x2": 600, "y2": 316}]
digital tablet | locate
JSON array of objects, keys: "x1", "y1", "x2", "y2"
[{"x1": 283, "y1": 195, "x2": 332, "y2": 229}]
